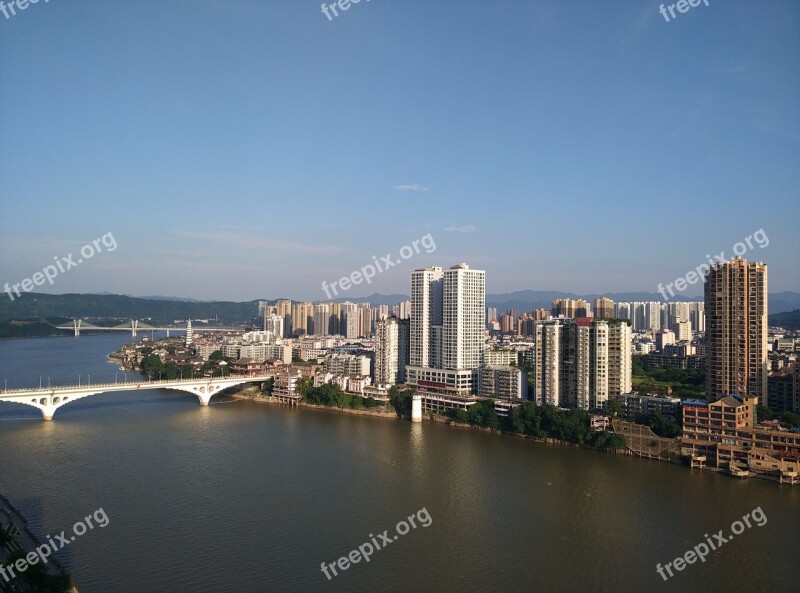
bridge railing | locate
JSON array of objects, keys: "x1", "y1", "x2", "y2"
[{"x1": 0, "y1": 375, "x2": 274, "y2": 395}]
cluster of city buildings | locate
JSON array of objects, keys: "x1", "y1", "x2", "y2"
[{"x1": 119, "y1": 255, "x2": 798, "y2": 483}]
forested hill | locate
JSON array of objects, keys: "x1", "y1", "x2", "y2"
[{"x1": 0, "y1": 293, "x2": 259, "y2": 325}]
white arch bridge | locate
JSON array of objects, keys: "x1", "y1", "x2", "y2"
[{"x1": 0, "y1": 375, "x2": 272, "y2": 420}]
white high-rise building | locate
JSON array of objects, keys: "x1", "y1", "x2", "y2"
[
  {"x1": 410, "y1": 267, "x2": 443, "y2": 367},
  {"x1": 588, "y1": 321, "x2": 608, "y2": 410},
  {"x1": 265, "y1": 314, "x2": 283, "y2": 339},
  {"x1": 398, "y1": 300, "x2": 411, "y2": 320},
  {"x1": 406, "y1": 263, "x2": 486, "y2": 394},
  {"x1": 442, "y1": 263, "x2": 486, "y2": 371},
  {"x1": 608, "y1": 321, "x2": 632, "y2": 396},
  {"x1": 689, "y1": 301, "x2": 705, "y2": 333},
  {"x1": 375, "y1": 317, "x2": 399, "y2": 384}
]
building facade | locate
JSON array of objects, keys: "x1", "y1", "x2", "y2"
[{"x1": 705, "y1": 257, "x2": 768, "y2": 401}]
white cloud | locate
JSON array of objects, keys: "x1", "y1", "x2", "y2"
[
  {"x1": 173, "y1": 230, "x2": 346, "y2": 254},
  {"x1": 393, "y1": 184, "x2": 429, "y2": 192},
  {"x1": 444, "y1": 225, "x2": 476, "y2": 234}
]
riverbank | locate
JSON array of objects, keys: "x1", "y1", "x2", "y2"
[
  {"x1": 230, "y1": 390, "x2": 398, "y2": 419},
  {"x1": 0, "y1": 493, "x2": 77, "y2": 592},
  {"x1": 229, "y1": 388, "x2": 798, "y2": 485},
  {"x1": 231, "y1": 389, "x2": 629, "y2": 450}
]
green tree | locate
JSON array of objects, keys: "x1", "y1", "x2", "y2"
[
  {"x1": 295, "y1": 376, "x2": 313, "y2": 397},
  {"x1": 447, "y1": 408, "x2": 468, "y2": 423},
  {"x1": 603, "y1": 399, "x2": 624, "y2": 418},
  {"x1": 261, "y1": 377, "x2": 275, "y2": 396},
  {"x1": 388, "y1": 386, "x2": 414, "y2": 416}
]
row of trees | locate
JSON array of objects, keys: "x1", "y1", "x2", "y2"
[
  {"x1": 757, "y1": 404, "x2": 800, "y2": 430},
  {"x1": 632, "y1": 356, "x2": 706, "y2": 398},
  {"x1": 285, "y1": 376, "x2": 628, "y2": 450},
  {"x1": 446, "y1": 400, "x2": 626, "y2": 451},
  {"x1": 297, "y1": 380, "x2": 383, "y2": 410}
]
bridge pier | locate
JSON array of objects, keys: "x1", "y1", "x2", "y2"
[
  {"x1": 20, "y1": 394, "x2": 72, "y2": 421},
  {"x1": 181, "y1": 383, "x2": 227, "y2": 406}
]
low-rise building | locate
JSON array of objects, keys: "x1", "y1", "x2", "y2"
[
  {"x1": 231, "y1": 358, "x2": 265, "y2": 377},
  {"x1": 767, "y1": 364, "x2": 798, "y2": 413},
  {"x1": 479, "y1": 365, "x2": 527, "y2": 400},
  {"x1": 590, "y1": 414, "x2": 610, "y2": 431},
  {"x1": 613, "y1": 393, "x2": 682, "y2": 423},
  {"x1": 682, "y1": 394, "x2": 800, "y2": 481}
]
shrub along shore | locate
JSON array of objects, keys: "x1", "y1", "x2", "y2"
[{"x1": 233, "y1": 383, "x2": 627, "y2": 453}]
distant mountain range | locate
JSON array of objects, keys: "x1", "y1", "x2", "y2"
[{"x1": 2, "y1": 291, "x2": 799, "y2": 328}]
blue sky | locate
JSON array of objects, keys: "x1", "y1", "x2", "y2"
[{"x1": 1, "y1": 0, "x2": 798, "y2": 302}]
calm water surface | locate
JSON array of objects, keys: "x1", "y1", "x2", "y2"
[{"x1": 0, "y1": 335, "x2": 797, "y2": 593}]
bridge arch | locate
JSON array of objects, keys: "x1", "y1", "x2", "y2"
[{"x1": 0, "y1": 376, "x2": 270, "y2": 420}]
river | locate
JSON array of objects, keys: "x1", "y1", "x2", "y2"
[{"x1": 0, "y1": 335, "x2": 796, "y2": 592}]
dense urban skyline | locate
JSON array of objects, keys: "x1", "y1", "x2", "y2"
[{"x1": 1, "y1": 1, "x2": 799, "y2": 301}]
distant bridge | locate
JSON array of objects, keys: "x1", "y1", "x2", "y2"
[
  {"x1": 55, "y1": 319, "x2": 245, "y2": 336},
  {"x1": 0, "y1": 375, "x2": 273, "y2": 420}
]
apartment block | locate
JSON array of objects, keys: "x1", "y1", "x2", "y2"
[
  {"x1": 375, "y1": 317, "x2": 399, "y2": 384},
  {"x1": 705, "y1": 257, "x2": 768, "y2": 401}
]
